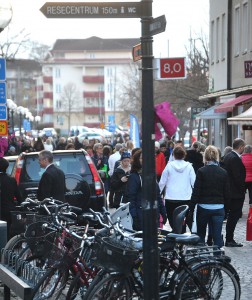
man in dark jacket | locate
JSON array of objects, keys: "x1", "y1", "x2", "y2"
[
  {"x1": 185, "y1": 141, "x2": 204, "y2": 173},
  {"x1": 0, "y1": 157, "x2": 22, "y2": 238},
  {"x1": 223, "y1": 138, "x2": 246, "y2": 247},
  {"x1": 37, "y1": 150, "x2": 66, "y2": 202}
]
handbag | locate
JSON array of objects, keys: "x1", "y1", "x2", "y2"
[{"x1": 246, "y1": 207, "x2": 252, "y2": 241}]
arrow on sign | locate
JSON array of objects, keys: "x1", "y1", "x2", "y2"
[{"x1": 148, "y1": 15, "x2": 166, "y2": 36}]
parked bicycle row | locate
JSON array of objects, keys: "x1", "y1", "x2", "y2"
[{"x1": 1, "y1": 197, "x2": 241, "y2": 299}]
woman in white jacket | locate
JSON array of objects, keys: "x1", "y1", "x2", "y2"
[{"x1": 159, "y1": 146, "x2": 196, "y2": 232}]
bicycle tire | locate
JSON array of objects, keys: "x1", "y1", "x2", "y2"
[
  {"x1": 175, "y1": 260, "x2": 241, "y2": 300},
  {"x1": 1, "y1": 234, "x2": 27, "y2": 264},
  {"x1": 31, "y1": 266, "x2": 69, "y2": 300},
  {"x1": 83, "y1": 273, "x2": 133, "y2": 300}
]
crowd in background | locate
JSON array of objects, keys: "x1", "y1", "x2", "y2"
[{"x1": 2, "y1": 131, "x2": 252, "y2": 250}]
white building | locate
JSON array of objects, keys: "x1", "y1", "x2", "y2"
[
  {"x1": 198, "y1": 0, "x2": 252, "y2": 149},
  {"x1": 39, "y1": 36, "x2": 139, "y2": 134}
]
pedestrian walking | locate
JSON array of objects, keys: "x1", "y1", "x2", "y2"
[
  {"x1": 127, "y1": 149, "x2": 167, "y2": 230},
  {"x1": 184, "y1": 141, "x2": 204, "y2": 173},
  {"x1": 159, "y1": 146, "x2": 195, "y2": 232},
  {"x1": 110, "y1": 151, "x2": 131, "y2": 208},
  {"x1": 0, "y1": 158, "x2": 22, "y2": 238},
  {"x1": 241, "y1": 145, "x2": 252, "y2": 207},
  {"x1": 190, "y1": 145, "x2": 230, "y2": 248},
  {"x1": 223, "y1": 138, "x2": 246, "y2": 247},
  {"x1": 155, "y1": 141, "x2": 166, "y2": 182},
  {"x1": 37, "y1": 150, "x2": 66, "y2": 202}
]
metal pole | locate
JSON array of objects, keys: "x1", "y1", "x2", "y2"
[{"x1": 141, "y1": 1, "x2": 159, "y2": 299}]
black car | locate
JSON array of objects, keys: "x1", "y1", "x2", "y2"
[{"x1": 11, "y1": 150, "x2": 107, "y2": 212}]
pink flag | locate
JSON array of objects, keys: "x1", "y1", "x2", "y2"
[{"x1": 155, "y1": 101, "x2": 180, "y2": 139}]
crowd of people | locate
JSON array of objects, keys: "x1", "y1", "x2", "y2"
[{"x1": 1, "y1": 131, "x2": 251, "y2": 250}]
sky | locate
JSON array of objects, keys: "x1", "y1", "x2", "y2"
[{"x1": 4, "y1": 0, "x2": 209, "y2": 58}]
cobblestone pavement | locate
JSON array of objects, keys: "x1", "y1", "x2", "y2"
[{"x1": 0, "y1": 196, "x2": 251, "y2": 299}]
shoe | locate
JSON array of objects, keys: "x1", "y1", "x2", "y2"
[
  {"x1": 225, "y1": 240, "x2": 243, "y2": 247},
  {"x1": 109, "y1": 204, "x2": 114, "y2": 209}
]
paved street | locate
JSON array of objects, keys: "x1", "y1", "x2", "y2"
[{"x1": 0, "y1": 195, "x2": 251, "y2": 299}]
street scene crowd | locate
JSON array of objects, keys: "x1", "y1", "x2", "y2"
[{"x1": 0, "y1": 131, "x2": 252, "y2": 298}]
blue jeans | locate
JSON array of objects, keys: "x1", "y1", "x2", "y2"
[{"x1": 196, "y1": 206, "x2": 225, "y2": 248}]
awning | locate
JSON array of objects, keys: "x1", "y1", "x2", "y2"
[
  {"x1": 195, "y1": 105, "x2": 226, "y2": 120},
  {"x1": 228, "y1": 106, "x2": 252, "y2": 125},
  {"x1": 214, "y1": 94, "x2": 252, "y2": 113}
]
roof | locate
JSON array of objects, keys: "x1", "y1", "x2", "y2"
[
  {"x1": 6, "y1": 59, "x2": 41, "y2": 71},
  {"x1": 52, "y1": 36, "x2": 140, "y2": 51},
  {"x1": 228, "y1": 106, "x2": 252, "y2": 125},
  {"x1": 199, "y1": 85, "x2": 252, "y2": 100},
  {"x1": 195, "y1": 105, "x2": 227, "y2": 120},
  {"x1": 214, "y1": 94, "x2": 252, "y2": 113}
]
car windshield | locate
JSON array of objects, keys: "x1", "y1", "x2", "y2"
[{"x1": 23, "y1": 153, "x2": 91, "y2": 182}]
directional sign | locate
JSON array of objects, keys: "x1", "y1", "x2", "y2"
[
  {"x1": 148, "y1": 15, "x2": 166, "y2": 36},
  {"x1": 0, "y1": 105, "x2": 7, "y2": 120},
  {"x1": 0, "y1": 120, "x2": 8, "y2": 136},
  {"x1": 132, "y1": 43, "x2": 142, "y2": 62},
  {"x1": 0, "y1": 82, "x2": 6, "y2": 104},
  {"x1": 0, "y1": 58, "x2": 6, "y2": 81},
  {"x1": 40, "y1": 2, "x2": 142, "y2": 18}
]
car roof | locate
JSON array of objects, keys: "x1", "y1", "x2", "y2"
[
  {"x1": 4, "y1": 155, "x2": 18, "y2": 161},
  {"x1": 19, "y1": 149, "x2": 88, "y2": 157}
]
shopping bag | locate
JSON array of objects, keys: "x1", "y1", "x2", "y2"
[{"x1": 246, "y1": 207, "x2": 252, "y2": 241}]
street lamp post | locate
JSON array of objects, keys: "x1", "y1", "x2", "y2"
[
  {"x1": 16, "y1": 106, "x2": 25, "y2": 136},
  {"x1": 35, "y1": 115, "x2": 41, "y2": 131},
  {"x1": 0, "y1": 0, "x2": 12, "y2": 33},
  {"x1": 6, "y1": 99, "x2": 17, "y2": 134}
]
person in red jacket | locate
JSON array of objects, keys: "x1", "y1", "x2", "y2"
[
  {"x1": 155, "y1": 141, "x2": 166, "y2": 182},
  {"x1": 241, "y1": 144, "x2": 252, "y2": 206}
]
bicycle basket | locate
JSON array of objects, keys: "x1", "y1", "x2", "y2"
[
  {"x1": 92, "y1": 236, "x2": 139, "y2": 274},
  {"x1": 11, "y1": 211, "x2": 52, "y2": 235},
  {"x1": 24, "y1": 221, "x2": 56, "y2": 257}
]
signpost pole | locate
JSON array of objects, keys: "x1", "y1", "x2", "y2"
[{"x1": 141, "y1": 1, "x2": 159, "y2": 299}]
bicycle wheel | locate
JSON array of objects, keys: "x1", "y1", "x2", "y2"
[
  {"x1": 1, "y1": 234, "x2": 27, "y2": 264},
  {"x1": 31, "y1": 266, "x2": 69, "y2": 300},
  {"x1": 83, "y1": 273, "x2": 133, "y2": 300},
  {"x1": 175, "y1": 260, "x2": 240, "y2": 300}
]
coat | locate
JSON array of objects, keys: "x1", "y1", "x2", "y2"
[
  {"x1": 0, "y1": 173, "x2": 22, "y2": 224},
  {"x1": 155, "y1": 151, "x2": 166, "y2": 177},
  {"x1": 223, "y1": 151, "x2": 246, "y2": 199},
  {"x1": 241, "y1": 153, "x2": 252, "y2": 182},
  {"x1": 37, "y1": 164, "x2": 66, "y2": 202},
  {"x1": 127, "y1": 172, "x2": 167, "y2": 230}
]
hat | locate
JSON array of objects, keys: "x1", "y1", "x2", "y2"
[
  {"x1": 0, "y1": 157, "x2": 9, "y2": 172},
  {"x1": 121, "y1": 151, "x2": 131, "y2": 160},
  {"x1": 155, "y1": 141, "x2": 160, "y2": 149},
  {"x1": 9, "y1": 146, "x2": 16, "y2": 152}
]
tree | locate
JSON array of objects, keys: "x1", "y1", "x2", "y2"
[
  {"x1": 117, "y1": 62, "x2": 142, "y2": 124},
  {"x1": 0, "y1": 26, "x2": 31, "y2": 59},
  {"x1": 57, "y1": 83, "x2": 82, "y2": 133},
  {"x1": 154, "y1": 33, "x2": 210, "y2": 142},
  {"x1": 28, "y1": 41, "x2": 51, "y2": 62}
]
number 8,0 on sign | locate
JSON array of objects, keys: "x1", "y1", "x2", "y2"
[{"x1": 158, "y1": 57, "x2": 186, "y2": 80}]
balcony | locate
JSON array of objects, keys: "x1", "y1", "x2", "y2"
[
  {"x1": 83, "y1": 76, "x2": 104, "y2": 83},
  {"x1": 84, "y1": 107, "x2": 105, "y2": 114},
  {"x1": 83, "y1": 91, "x2": 104, "y2": 98},
  {"x1": 43, "y1": 107, "x2": 54, "y2": 114},
  {"x1": 43, "y1": 92, "x2": 53, "y2": 99},
  {"x1": 43, "y1": 76, "x2": 53, "y2": 84}
]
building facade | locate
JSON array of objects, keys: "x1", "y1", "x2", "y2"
[
  {"x1": 39, "y1": 36, "x2": 140, "y2": 134},
  {"x1": 199, "y1": 0, "x2": 252, "y2": 149}
]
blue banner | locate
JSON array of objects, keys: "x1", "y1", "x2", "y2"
[{"x1": 130, "y1": 114, "x2": 140, "y2": 148}]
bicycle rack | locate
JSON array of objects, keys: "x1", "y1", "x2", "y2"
[{"x1": 0, "y1": 249, "x2": 46, "y2": 300}]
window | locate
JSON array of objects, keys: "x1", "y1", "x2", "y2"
[
  {"x1": 55, "y1": 68, "x2": 61, "y2": 78},
  {"x1": 234, "y1": 6, "x2": 240, "y2": 56},
  {"x1": 221, "y1": 13, "x2": 226, "y2": 60},
  {"x1": 56, "y1": 84, "x2": 61, "y2": 93},
  {"x1": 242, "y1": 2, "x2": 248, "y2": 53},
  {"x1": 56, "y1": 100, "x2": 62, "y2": 109},
  {"x1": 210, "y1": 20, "x2": 215, "y2": 63},
  {"x1": 89, "y1": 53, "x2": 95, "y2": 58},
  {"x1": 57, "y1": 115, "x2": 64, "y2": 125},
  {"x1": 216, "y1": 17, "x2": 220, "y2": 62}
]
